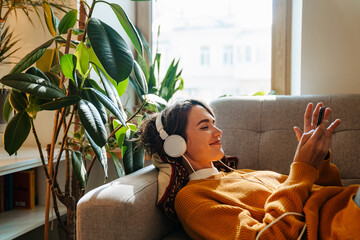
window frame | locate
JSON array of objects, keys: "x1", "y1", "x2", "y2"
[{"x1": 136, "y1": 0, "x2": 292, "y2": 95}]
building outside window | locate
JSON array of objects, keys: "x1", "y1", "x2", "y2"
[{"x1": 152, "y1": 0, "x2": 272, "y2": 102}]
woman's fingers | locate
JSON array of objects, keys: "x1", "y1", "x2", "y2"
[
  {"x1": 293, "y1": 126, "x2": 303, "y2": 142},
  {"x1": 327, "y1": 119, "x2": 341, "y2": 133},
  {"x1": 311, "y1": 102, "x2": 324, "y2": 127},
  {"x1": 304, "y1": 103, "x2": 313, "y2": 132}
]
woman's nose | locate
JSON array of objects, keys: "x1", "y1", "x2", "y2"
[{"x1": 213, "y1": 126, "x2": 222, "y2": 137}]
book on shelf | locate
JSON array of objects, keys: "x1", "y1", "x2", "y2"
[
  {"x1": 0, "y1": 176, "x2": 5, "y2": 212},
  {"x1": 4, "y1": 174, "x2": 14, "y2": 211},
  {"x1": 13, "y1": 169, "x2": 36, "y2": 209}
]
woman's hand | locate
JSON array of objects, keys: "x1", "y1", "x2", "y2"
[{"x1": 292, "y1": 103, "x2": 341, "y2": 170}]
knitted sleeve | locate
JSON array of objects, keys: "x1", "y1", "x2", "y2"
[
  {"x1": 315, "y1": 151, "x2": 343, "y2": 187},
  {"x1": 261, "y1": 162, "x2": 319, "y2": 239}
]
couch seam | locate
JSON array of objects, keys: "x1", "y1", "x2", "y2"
[{"x1": 257, "y1": 99, "x2": 264, "y2": 169}]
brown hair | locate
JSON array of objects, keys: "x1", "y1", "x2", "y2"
[{"x1": 137, "y1": 99, "x2": 214, "y2": 160}]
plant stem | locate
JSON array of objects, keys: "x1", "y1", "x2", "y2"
[
  {"x1": 54, "y1": 107, "x2": 75, "y2": 179},
  {"x1": 30, "y1": 119, "x2": 50, "y2": 180}
]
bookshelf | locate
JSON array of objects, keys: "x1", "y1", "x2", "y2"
[{"x1": 0, "y1": 147, "x2": 66, "y2": 240}]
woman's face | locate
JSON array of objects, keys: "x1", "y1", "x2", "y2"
[{"x1": 184, "y1": 105, "x2": 224, "y2": 170}]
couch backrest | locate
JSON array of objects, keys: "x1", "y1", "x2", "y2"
[{"x1": 210, "y1": 94, "x2": 360, "y2": 186}]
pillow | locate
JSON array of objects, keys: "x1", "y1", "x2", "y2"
[{"x1": 152, "y1": 154, "x2": 238, "y2": 222}]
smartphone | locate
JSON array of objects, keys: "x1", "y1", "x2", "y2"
[{"x1": 317, "y1": 106, "x2": 326, "y2": 126}]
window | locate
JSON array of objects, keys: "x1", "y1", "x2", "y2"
[
  {"x1": 152, "y1": 0, "x2": 273, "y2": 101},
  {"x1": 200, "y1": 46, "x2": 210, "y2": 66}
]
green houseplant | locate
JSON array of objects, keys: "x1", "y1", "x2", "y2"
[{"x1": 0, "y1": 0, "x2": 149, "y2": 239}]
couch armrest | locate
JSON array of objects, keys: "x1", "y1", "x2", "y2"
[{"x1": 76, "y1": 165, "x2": 175, "y2": 240}]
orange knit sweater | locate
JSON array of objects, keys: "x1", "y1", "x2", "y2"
[{"x1": 174, "y1": 158, "x2": 360, "y2": 240}]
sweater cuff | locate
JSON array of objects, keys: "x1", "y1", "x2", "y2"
[{"x1": 287, "y1": 162, "x2": 319, "y2": 185}]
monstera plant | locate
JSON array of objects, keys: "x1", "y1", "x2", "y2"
[{"x1": 0, "y1": 0, "x2": 149, "y2": 239}]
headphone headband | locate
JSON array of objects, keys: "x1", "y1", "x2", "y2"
[{"x1": 155, "y1": 113, "x2": 169, "y2": 140}]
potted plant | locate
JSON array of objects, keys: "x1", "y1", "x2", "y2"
[{"x1": 0, "y1": 0, "x2": 150, "y2": 239}]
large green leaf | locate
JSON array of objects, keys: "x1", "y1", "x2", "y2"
[
  {"x1": 87, "y1": 18, "x2": 134, "y2": 83},
  {"x1": 134, "y1": 61, "x2": 148, "y2": 95},
  {"x1": 9, "y1": 90, "x2": 28, "y2": 112},
  {"x1": 87, "y1": 88, "x2": 127, "y2": 127},
  {"x1": 39, "y1": 96, "x2": 80, "y2": 110},
  {"x1": 71, "y1": 150, "x2": 88, "y2": 188},
  {"x1": 77, "y1": 99, "x2": 107, "y2": 147},
  {"x1": 0, "y1": 73, "x2": 66, "y2": 99},
  {"x1": 26, "y1": 67, "x2": 51, "y2": 83},
  {"x1": 80, "y1": 88, "x2": 107, "y2": 124},
  {"x1": 3, "y1": 94, "x2": 12, "y2": 122},
  {"x1": 109, "y1": 3, "x2": 143, "y2": 56},
  {"x1": 75, "y1": 42, "x2": 90, "y2": 76},
  {"x1": 60, "y1": 54, "x2": 76, "y2": 81},
  {"x1": 10, "y1": 37, "x2": 57, "y2": 74},
  {"x1": 122, "y1": 130, "x2": 144, "y2": 174},
  {"x1": 86, "y1": 131, "x2": 108, "y2": 180},
  {"x1": 95, "y1": 65, "x2": 127, "y2": 114},
  {"x1": 3, "y1": 110, "x2": 31, "y2": 155},
  {"x1": 58, "y1": 9, "x2": 78, "y2": 34}
]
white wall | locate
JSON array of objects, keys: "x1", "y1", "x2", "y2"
[{"x1": 293, "y1": 0, "x2": 360, "y2": 95}]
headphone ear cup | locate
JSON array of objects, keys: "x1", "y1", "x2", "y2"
[{"x1": 163, "y1": 134, "x2": 187, "y2": 158}]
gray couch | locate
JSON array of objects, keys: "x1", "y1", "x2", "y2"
[{"x1": 76, "y1": 94, "x2": 360, "y2": 240}]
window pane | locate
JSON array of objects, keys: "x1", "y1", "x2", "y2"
[{"x1": 152, "y1": 0, "x2": 272, "y2": 102}]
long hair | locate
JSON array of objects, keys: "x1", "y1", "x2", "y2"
[{"x1": 137, "y1": 99, "x2": 214, "y2": 161}]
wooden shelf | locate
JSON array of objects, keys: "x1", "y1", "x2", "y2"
[
  {"x1": 0, "y1": 147, "x2": 62, "y2": 176},
  {"x1": 0, "y1": 205, "x2": 66, "y2": 240}
]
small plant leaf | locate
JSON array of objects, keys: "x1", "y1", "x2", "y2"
[
  {"x1": 3, "y1": 110, "x2": 31, "y2": 155},
  {"x1": 58, "y1": 9, "x2": 78, "y2": 34},
  {"x1": 108, "y1": 151, "x2": 124, "y2": 177},
  {"x1": 71, "y1": 150, "x2": 88, "y2": 188},
  {"x1": 75, "y1": 42, "x2": 89, "y2": 76},
  {"x1": 86, "y1": 132, "x2": 108, "y2": 180},
  {"x1": 10, "y1": 37, "x2": 57, "y2": 74},
  {"x1": 9, "y1": 90, "x2": 28, "y2": 112}
]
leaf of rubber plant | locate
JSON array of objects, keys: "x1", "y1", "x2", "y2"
[
  {"x1": 71, "y1": 150, "x2": 88, "y2": 188},
  {"x1": 77, "y1": 99, "x2": 107, "y2": 147},
  {"x1": 132, "y1": 61, "x2": 148, "y2": 95},
  {"x1": 95, "y1": 65, "x2": 126, "y2": 112},
  {"x1": 113, "y1": 120, "x2": 136, "y2": 148},
  {"x1": 129, "y1": 76, "x2": 144, "y2": 102},
  {"x1": 132, "y1": 143, "x2": 144, "y2": 172},
  {"x1": 43, "y1": 1, "x2": 57, "y2": 37},
  {"x1": 114, "y1": 78, "x2": 128, "y2": 98},
  {"x1": 3, "y1": 110, "x2": 31, "y2": 156},
  {"x1": 45, "y1": 72, "x2": 61, "y2": 86},
  {"x1": 58, "y1": 9, "x2": 78, "y2": 34},
  {"x1": 143, "y1": 94, "x2": 167, "y2": 111},
  {"x1": 88, "y1": 79, "x2": 106, "y2": 95},
  {"x1": 36, "y1": 48, "x2": 56, "y2": 73},
  {"x1": 0, "y1": 73, "x2": 66, "y2": 99},
  {"x1": 109, "y1": 3, "x2": 143, "y2": 56},
  {"x1": 136, "y1": 26, "x2": 151, "y2": 64},
  {"x1": 108, "y1": 151, "x2": 124, "y2": 177},
  {"x1": 10, "y1": 37, "x2": 57, "y2": 74},
  {"x1": 86, "y1": 131, "x2": 108, "y2": 179},
  {"x1": 87, "y1": 18, "x2": 134, "y2": 83},
  {"x1": 80, "y1": 88, "x2": 107, "y2": 124},
  {"x1": 9, "y1": 90, "x2": 28, "y2": 112},
  {"x1": 122, "y1": 129, "x2": 133, "y2": 174},
  {"x1": 26, "y1": 67, "x2": 51, "y2": 83},
  {"x1": 3, "y1": 94, "x2": 12, "y2": 122},
  {"x1": 39, "y1": 96, "x2": 80, "y2": 110},
  {"x1": 75, "y1": 42, "x2": 89, "y2": 76},
  {"x1": 61, "y1": 54, "x2": 77, "y2": 82},
  {"x1": 87, "y1": 88, "x2": 127, "y2": 126}
]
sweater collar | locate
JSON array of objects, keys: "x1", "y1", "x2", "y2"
[{"x1": 189, "y1": 163, "x2": 219, "y2": 181}]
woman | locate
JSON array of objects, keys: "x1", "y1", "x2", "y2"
[{"x1": 137, "y1": 99, "x2": 360, "y2": 240}]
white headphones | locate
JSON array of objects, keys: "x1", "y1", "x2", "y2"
[{"x1": 155, "y1": 113, "x2": 187, "y2": 158}]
